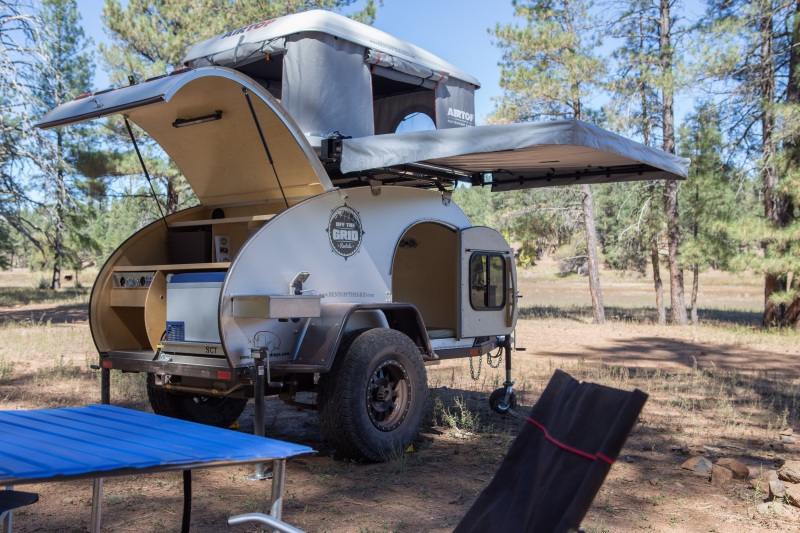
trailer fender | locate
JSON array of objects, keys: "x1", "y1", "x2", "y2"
[{"x1": 292, "y1": 303, "x2": 433, "y2": 372}]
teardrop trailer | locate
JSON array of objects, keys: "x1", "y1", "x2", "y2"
[{"x1": 37, "y1": 10, "x2": 688, "y2": 462}]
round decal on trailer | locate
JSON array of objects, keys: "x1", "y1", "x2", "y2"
[{"x1": 327, "y1": 205, "x2": 364, "y2": 259}]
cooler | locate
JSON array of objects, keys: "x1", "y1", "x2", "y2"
[{"x1": 165, "y1": 272, "x2": 226, "y2": 343}]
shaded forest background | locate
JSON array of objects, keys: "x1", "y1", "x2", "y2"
[{"x1": 1, "y1": 0, "x2": 799, "y2": 327}]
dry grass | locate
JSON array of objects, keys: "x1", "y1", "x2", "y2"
[
  {"x1": 0, "y1": 286, "x2": 90, "y2": 308},
  {"x1": 0, "y1": 319, "x2": 147, "y2": 409},
  {"x1": 2, "y1": 266, "x2": 800, "y2": 531},
  {"x1": 519, "y1": 257, "x2": 763, "y2": 313},
  {"x1": 425, "y1": 340, "x2": 800, "y2": 532},
  {"x1": 0, "y1": 268, "x2": 98, "y2": 289},
  {"x1": 0, "y1": 269, "x2": 95, "y2": 308}
]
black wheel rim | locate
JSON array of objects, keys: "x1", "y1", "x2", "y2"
[{"x1": 366, "y1": 359, "x2": 411, "y2": 431}]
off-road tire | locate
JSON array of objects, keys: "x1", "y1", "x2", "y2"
[
  {"x1": 147, "y1": 373, "x2": 247, "y2": 428},
  {"x1": 318, "y1": 328, "x2": 428, "y2": 462}
]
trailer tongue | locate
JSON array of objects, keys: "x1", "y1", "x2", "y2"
[{"x1": 36, "y1": 10, "x2": 688, "y2": 462}]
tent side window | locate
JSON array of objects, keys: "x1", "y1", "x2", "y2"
[{"x1": 469, "y1": 253, "x2": 506, "y2": 310}]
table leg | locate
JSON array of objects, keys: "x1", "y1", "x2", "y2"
[
  {"x1": 181, "y1": 470, "x2": 192, "y2": 533},
  {"x1": 270, "y1": 459, "x2": 286, "y2": 521},
  {"x1": 90, "y1": 478, "x2": 103, "y2": 533}
]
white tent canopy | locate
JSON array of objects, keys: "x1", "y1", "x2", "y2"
[
  {"x1": 182, "y1": 10, "x2": 479, "y2": 140},
  {"x1": 182, "y1": 10, "x2": 479, "y2": 87},
  {"x1": 339, "y1": 120, "x2": 690, "y2": 190}
]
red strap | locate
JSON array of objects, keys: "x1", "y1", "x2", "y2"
[
  {"x1": 370, "y1": 51, "x2": 381, "y2": 74},
  {"x1": 527, "y1": 417, "x2": 614, "y2": 465}
]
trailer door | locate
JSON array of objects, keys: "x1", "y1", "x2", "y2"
[{"x1": 458, "y1": 227, "x2": 517, "y2": 339}]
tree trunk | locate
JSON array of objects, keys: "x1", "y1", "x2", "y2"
[
  {"x1": 784, "y1": 283, "x2": 800, "y2": 326},
  {"x1": 772, "y1": 0, "x2": 800, "y2": 327},
  {"x1": 759, "y1": 2, "x2": 782, "y2": 326},
  {"x1": 690, "y1": 263, "x2": 699, "y2": 325},
  {"x1": 51, "y1": 131, "x2": 65, "y2": 290},
  {"x1": 51, "y1": 261, "x2": 61, "y2": 290},
  {"x1": 647, "y1": 181, "x2": 666, "y2": 325},
  {"x1": 166, "y1": 177, "x2": 179, "y2": 215},
  {"x1": 581, "y1": 183, "x2": 605, "y2": 324},
  {"x1": 664, "y1": 180, "x2": 687, "y2": 324},
  {"x1": 651, "y1": 240, "x2": 666, "y2": 325},
  {"x1": 690, "y1": 186, "x2": 699, "y2": 326},
  {"x1": 660, "y1": 0, "x2": 687, "y2": 325},
  {"x1": 775, "y1": 0, "x2": 800, "y2": 328},
  {"x1": 784, "y1": 296, "x2": 800, "y2": 326}
]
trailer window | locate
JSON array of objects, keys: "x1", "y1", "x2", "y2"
[{"x1": 469, "y1": 253, "x2": 506, "y2": 310}]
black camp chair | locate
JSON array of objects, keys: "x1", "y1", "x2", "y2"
[
  {"x1": 0, "y1": 489, "x2": 39, "y2": 533},
  {"x1": 454, "y1": 369, "x2": 648, "y2": 533}
]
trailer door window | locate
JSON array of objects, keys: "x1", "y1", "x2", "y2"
[{"x1": 469, "y1": 253, "x2": 506, "y2": 310}]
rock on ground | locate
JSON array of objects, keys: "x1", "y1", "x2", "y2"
[
  {"x1": 716, "y1": 458, "x2": 749, "y2": 480},
  {"x1": 787, "y1": 484, "x2": 800, "y2": 508},
  {"x1": 711, "y1": 464, "x2": 733, "y2": 486},
  {"x1": 682, "y1": 456, "x2": 713, "y2": 473},
  {"x1": 755, "y1": 501, "x2": 800, "y2": 518},
  {"x1": 779, "y1": 461, "x2": 800, "y2": 483}
]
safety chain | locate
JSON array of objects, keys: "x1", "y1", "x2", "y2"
[
  {"x1": 469, "y1": 352, "x2": 482, "y2": 380},
  {"x1": 487, "y1": 347, "x2": 503, "y2": 368}
]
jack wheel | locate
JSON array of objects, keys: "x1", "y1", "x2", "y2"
[{"x1": 489, "y1": 387, "x2": 517, "y2": 414}]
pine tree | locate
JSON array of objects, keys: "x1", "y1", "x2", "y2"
[
  {"x1": 32, "y1": 0, "x2": 97, "y2": 289},
  {"x1": 603, "y1": 0, "x2": 668, "y2": 322},
  {"x1": 603, "y1": 0, "x2": 693, "y2": 324},
  {"x1": 703, "y1": 0, "x2": 800, "y2": 326},
  {"x1": 659, "y1": 0, "x2": 689, "y2": 325},
  {"x1": 677, "y1": 104, "x2": 741, "y2": 324},
  {"x1": 0, "y1": 0, "x2": 48, "y2": 263},
  {"x1": 492, "y1": 0, "x2": 608, "y2": 323},
  {"x1": 771, "y1": 2, "x2": 800, "y2": 324}
]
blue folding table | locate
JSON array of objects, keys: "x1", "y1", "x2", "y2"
[{"x1": 0, "y1": 404, "x2": 313, "y2": 532}]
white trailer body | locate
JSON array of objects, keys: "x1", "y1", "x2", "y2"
[{"x1": 36, "y1": 11, "x2": 688, "y2": 461}]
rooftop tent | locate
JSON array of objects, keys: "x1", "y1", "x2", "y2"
[
  {"x1": 337, "y1": 120, "x2": 690, "y2": 190},
  {"x1": 35, "y1": 68, "x2": 333, "y2": 205},
  {"x1": 182, "y1": 10, "x2": 480, "y2": 141}
]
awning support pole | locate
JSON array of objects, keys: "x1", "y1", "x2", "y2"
[{"x1": 242, "y1": 87, "x2": 290, "y2": 209}]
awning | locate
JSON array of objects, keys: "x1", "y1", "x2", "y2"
[
  {"x1": 36, "y1": 67, "x2": 332, "y2": 205},
  {"x1": 340, "y1": 120, "x2": 689, "y2": 190}
]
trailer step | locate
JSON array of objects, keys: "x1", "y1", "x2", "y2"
[
  {"x1": 103, "y1": 349, "x2": 241, "y2": 381},
  {"x1": 433, "y1": 338, "x2": 499, "y2": 360}
]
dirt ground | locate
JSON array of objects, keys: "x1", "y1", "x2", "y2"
[{"x1": 3, "y1": 302, "x2": 800, "y2": 532}]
